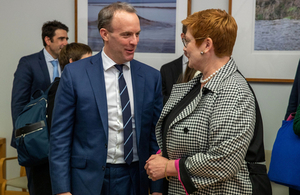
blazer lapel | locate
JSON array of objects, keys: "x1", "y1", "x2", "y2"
[
  {"x1": 38, "y1": 50, "x2": 51, "y2": 86},
  {"x1": 86, "y1": 52, "x2": 109, "y2": 139},
  {"x1": 174, "y1": 56, "x2": 183, "y2": 80},
  {"x1": 156, "y1": 76, "x2": 202, "y2": 151},
  {"x1": 170, "y1": 88, "x2": 201, "y2": 128},
  {"x1": 160, "y1": 76, "x2": 201, "y2": 129},
  {"x1": 130, "y1": 60, "x2": 144, "y2": 148}
]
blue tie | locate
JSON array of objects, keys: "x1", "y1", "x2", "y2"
[
  {"x1": 115, "y1": 64, "x2": 133, "y2": 165},
  {"x1": 51, "y1": 60, "x2": 59, "y2": 82}
]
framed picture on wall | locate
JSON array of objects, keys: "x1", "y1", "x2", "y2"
[
  {"x1": 75, "y1": 0, "x2": 189, "y2": 70},
  {"x1": 232, "y1": 0, "x2": 300, "y2": 82},
  {"x1": 254, "y1": 0, "x2": 300, "y2": 51}
]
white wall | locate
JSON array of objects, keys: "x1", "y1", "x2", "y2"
[{"x1": 0, "y1": 0, "x2": 294, "y2": 194}]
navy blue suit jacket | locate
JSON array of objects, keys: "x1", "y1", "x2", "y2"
[
  {"x1": 49, "y1": 51, "x2": 163, "y2": 195},
  {"x1": 11, "y1": 50, "x2": 51, "y2": 147}
]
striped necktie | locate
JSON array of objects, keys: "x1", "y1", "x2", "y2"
[{"x1": 115, "y1": 64, "x2": 133, "y2": 165}]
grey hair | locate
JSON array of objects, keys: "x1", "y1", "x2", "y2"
[{"x1": 97, "y1": 2, "x2": 137, "y2": 32}]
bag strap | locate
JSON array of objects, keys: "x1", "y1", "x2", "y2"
[
  {"x1": 30, "y1": 78, "x2": 60, "y2": 100},
  {"x1": 31, "y1": 89, "x2": 44, "y2": 100},
  {"x1": 45, "y1": 78, "x2": 60, "y2": 95},
  {"x1": 237, "y1": 70, "x2": 266, "y2": 162}
]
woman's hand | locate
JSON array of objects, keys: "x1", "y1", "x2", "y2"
[{"x1": 145, "y1": 154, "x2": 171, "y2": 181}]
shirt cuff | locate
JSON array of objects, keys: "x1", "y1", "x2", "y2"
[{"x1": 156, "y1": 149, "x2": 161, "y2": 154}]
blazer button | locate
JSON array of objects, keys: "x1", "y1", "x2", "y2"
[
  {"x1": 105, "y1": 144, "x2": 107, "y2": 148},
  {"x1": 184, "y1": 128, "x2": 189, "y2": 134},
  {"x1": 102, "y1": 166, "x2": 106, "y2": 171}
]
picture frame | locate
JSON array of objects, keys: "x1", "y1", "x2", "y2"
[
  {"x1": 75, "y1": 0, "x2": 189, "y2": 70},
  {"x1": 231, "y1": 0, "x2": 298, "y2": 83}
]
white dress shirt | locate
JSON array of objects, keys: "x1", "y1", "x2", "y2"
[
  {"x1": 43, "y1": 48, "x2": 61, "y2": 82},
  {"x1": 182, "y1": 54, "x2": 188, "y2": 75},
  {"x1": 102, "y1": 50, "x2": 139, "y2": 164}
]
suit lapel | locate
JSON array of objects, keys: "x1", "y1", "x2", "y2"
[
  {"x1": 86, "y1": 52, "x2": 109, "y2": 139},
  {"x1": 174, "y1": 56, "x2": 183, "y2": 79},
  {"x1": 131, "y1": 60, "x2": 144, "y2": 148},
  {"x1": 38, "y1": 50, "x2": 51, "y2": 86},
  {"x1": 170, "y1": 87, "x2": 201, "y2": 128},
  {"x1": 156, "y1": 77, "x2": 201, "y2": 150}
]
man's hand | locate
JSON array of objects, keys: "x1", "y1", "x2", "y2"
[{"x1": 57, "y1": 193, "x2": 72, "y2": 195}]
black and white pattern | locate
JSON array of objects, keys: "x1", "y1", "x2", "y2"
[{"x1": 156, "y1": 58, "x2": 256, "y2": 195}]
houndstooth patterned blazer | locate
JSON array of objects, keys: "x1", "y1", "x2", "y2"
[{"x1": 156, "y1": 58, "x2": 256, "y2": 195}]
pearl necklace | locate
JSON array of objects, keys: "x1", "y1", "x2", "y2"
[{"x1": 200, "y1": 67, "x2": 222, "y2": 83}]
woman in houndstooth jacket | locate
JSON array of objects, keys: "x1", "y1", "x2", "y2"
[{"x1": 145, "y1": 9, "x2": 259, "y2": 195}]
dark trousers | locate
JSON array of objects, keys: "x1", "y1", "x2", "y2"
[
  {"x1": 290, "y1": 188, "x2": 300, "y2": 195},
  {"x1": 25, "y1": 166, "x2": 35, "y2": 195},
  {"x1": 101, "y1": 162, "x2": 140, "y2": 195},
  {"x1": 25, "y1": 162, "x2": 52, "y2": 195}
]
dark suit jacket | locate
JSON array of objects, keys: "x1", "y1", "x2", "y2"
[
  {"x1": 49, "y1": 51, "x2": 163, "y2": 195},
  {"x1": 160, "y1": 56, "x2": 183, "y2": 104},
  {"x1": 285, "y1": 59, "x2": 300, "y2": 120},
  {"x1": 47, "y1": 77, "x2": 60, "y2": 130},
  {"x1": 11, "y1": 49, "x2": 51, "y2": 147}
]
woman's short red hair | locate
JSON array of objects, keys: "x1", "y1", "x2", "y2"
[{"x1": 182, "y1": 9, "x2": 237, "y2": 58}]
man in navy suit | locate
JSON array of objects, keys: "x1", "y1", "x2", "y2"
[
  {"x1": 11, "y1": 20, "x2": 69, "y2": 195},
  {"x1": 49, "y1": 2, "x2": 163, "y2": 195}
]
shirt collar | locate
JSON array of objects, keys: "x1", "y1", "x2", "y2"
[
  {"x1": 43, "y1": 48, "x2": 57, "y2": 62},
  {"x1": 182, "y1": 54, "x2": 188, "y2": 65},
  {"x1": 101, "y1": 48, "x2": 130, "y2": 71}
]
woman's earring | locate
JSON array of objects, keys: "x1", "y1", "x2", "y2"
[{"x1": 200, "y1": 51, "x2": 204, "y2": 55}]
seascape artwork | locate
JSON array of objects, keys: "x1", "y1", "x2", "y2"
[
  {"x1": 88, "y1": 0, "x2": 176, "y2": 53},
  {"x1": 255, "y1": 0, "x2": 300, "y2": 50}
]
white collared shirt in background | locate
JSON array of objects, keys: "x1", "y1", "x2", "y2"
[{"x1": 182, "y1": 54, "x2": 188, "y2": 75}]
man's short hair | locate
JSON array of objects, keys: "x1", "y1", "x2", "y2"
[
  {"x1": 42, "y1": 20, "x2": 69, "y2": 47},
  {"x1": 97, "y1": 2, "x2": 136, "y2": 32}
]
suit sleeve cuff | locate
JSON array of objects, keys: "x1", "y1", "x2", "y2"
[
  {"x1": 178, "y1": 158, "x2": 198, "y2": 194},
  {"x1": 150, "y1": 179, "x2": 163, "y2": 193}
]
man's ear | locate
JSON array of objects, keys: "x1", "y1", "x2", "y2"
[
  {"x1": 69, "y1": 58, "x2": 73, "y2": 63},
  {"x1": 100, "y1": 28, "x2": 109, "y2": 42},
  {"x1": 44, "y1": 36, "x2": 51, "y2": 46}
]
